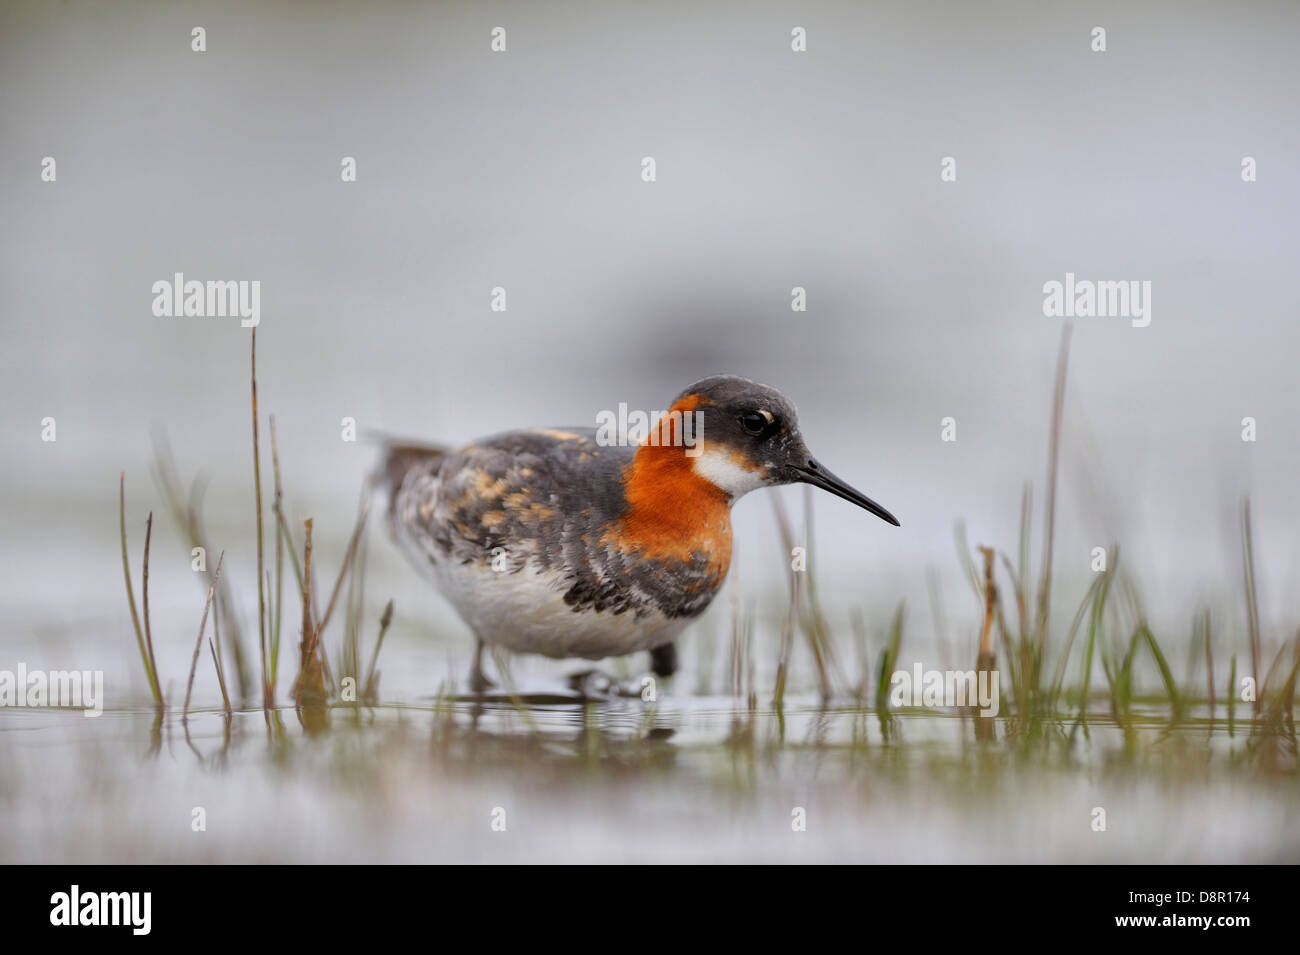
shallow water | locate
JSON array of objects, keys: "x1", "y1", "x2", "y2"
[{"x1": 3, "y1": 697, "x2": 1296, "y2": 864}]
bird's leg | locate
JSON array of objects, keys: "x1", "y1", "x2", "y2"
[
  {"x1": 568, "y1": 645, "x2": 677, "y2": 700},
  {"x1": 649, "y1": 642, "x2": 678, "y2": 678},
  {"x1": 467, "y1": 638, "x2": 496, "y2": 694},
  {"x1": 566, "y1": 668, "x2": 617, "y2": 699}
]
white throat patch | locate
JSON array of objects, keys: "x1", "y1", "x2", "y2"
[{"x1": 692, "y1": 447, "x2": 768, "y2": 498}]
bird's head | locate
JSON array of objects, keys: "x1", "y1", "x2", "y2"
[{"x1": 656, "y1": 375, "x2": 900, "y2": 526}]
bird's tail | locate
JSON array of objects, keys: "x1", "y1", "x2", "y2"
[{"x1": 366, "y1": 432, "x2": 452, "y2": 511}]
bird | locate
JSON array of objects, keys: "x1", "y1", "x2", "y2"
[{"x1": 381, "y1": 375, "x2": 898, "y2": 693}]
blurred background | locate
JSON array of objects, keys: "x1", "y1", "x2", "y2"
[{"x1": 2, "y1": 0, "x2": 1297, "y2": 699}]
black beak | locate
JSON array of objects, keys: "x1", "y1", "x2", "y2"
[{"x1": 793, "y1": 459, "x2": 900, "y2": 527}]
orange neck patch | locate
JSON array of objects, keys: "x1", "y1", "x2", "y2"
[{"x1": 604, "y1": 395, "x2": 733, "y2": 577}]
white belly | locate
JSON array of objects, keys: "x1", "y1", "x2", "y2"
[{"x1": 430, "y1": 557, "x2": 686, "y2": 660}]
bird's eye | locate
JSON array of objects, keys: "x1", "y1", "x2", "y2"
[{"x1": 739, "y1": 411, "x2": 770, "y2": 435}]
